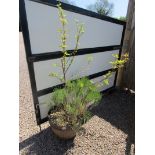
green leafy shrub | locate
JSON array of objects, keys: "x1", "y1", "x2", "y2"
[
  {"x1": 49, "y1": 77, "x2": 101, "y2": 131},
  {"x1": 47, "y1": 2, "x2": 129, "y2": 133}
]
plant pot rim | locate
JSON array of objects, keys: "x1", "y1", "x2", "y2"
[
  {"x1": 48, "y1": 116, "x2": 73, "y2": 131},
  {"x1": 48, "y1": 108, "x2": 74, "y2": 131},
  {"x1": 48, "y1": 109, "x2": 76, "y2": 139}
]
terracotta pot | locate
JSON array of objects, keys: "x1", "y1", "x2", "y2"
[
  {"x1": 48, "y1": 117, "x2": 76, "y2": 139},
  {"x1": 48, "y1": 109, "x2": 76, "y2": 139}
]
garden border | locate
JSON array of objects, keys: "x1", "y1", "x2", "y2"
[{"x1": 20, "y1": 0, "x2": 126, "y2": 125}]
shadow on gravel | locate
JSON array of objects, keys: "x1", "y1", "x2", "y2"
[
  {"x1": 90, "y1": 89, "x2": 135, "y2": 155},
  {"x1": 19, "y1": 127, "x2": 74, "y2": 155},
  {"x1": 19, "y1": 89, "x2": 134, "y2": 155}
]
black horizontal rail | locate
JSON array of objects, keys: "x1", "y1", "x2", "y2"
[
  {"x1": 29, "y1": 0, "x2": 126, "y2": 25},
  {"x1": 28, "y1": 45, "x2": 121, "y2": 62},
  {"x1": 37, "y1": 68, "x2": 117, "y2": 97}
]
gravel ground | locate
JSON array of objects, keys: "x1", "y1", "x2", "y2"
[{"x1": 19, "y1": 32, "x2": 135, "y2": 155}]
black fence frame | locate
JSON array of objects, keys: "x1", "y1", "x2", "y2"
[{"x1": 19, "y1": 0, "x2": 126, "y2": 125}]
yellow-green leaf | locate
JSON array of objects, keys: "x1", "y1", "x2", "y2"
[
  {"x1": 103, "y1": 79, "x2": 109, "y2": 85},
  {"x1": 64, "y1": 51, "x2": 70, "y2": 56}
]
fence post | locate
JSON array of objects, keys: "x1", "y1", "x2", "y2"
[{"x1": 117, "y1": 0, "x2": 135, "y2": 91}]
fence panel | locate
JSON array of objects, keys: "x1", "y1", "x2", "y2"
[{"x1": 20, "y1": 0, "x2": 126, "y2": 124}]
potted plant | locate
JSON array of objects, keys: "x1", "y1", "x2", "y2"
[
  {"x1": 48, "y1": 77, "x2": 102, "y2": 139},
  {"x1": 47, "y1": 2, "x2": 129, "y2": 139}
]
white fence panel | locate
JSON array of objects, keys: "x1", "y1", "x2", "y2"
[
  {"x1": 20, "y1": 0, "x2": 125, "y2": 124},
  {"x1": 25, "y1": 0, "x2": 123, "y2": 54},
  {"x1": 34, "y1": 50, "x2": 119, "y2": 91}
]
